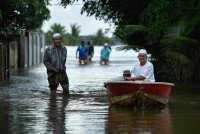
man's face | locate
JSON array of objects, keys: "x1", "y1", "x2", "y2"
[
  {"x1": 138, "y1": 54, "x2": 147, "y2": 63},
  {"x1": 53, "y1": 37, "x2": 62, "y2": 46}
]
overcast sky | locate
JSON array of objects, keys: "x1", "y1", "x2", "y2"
[{"x1": 42, "y1": 1, "x2": 115, "y2": 37}]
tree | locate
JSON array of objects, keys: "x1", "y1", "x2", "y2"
[
  {"x1": 67, "y1": 23, "x2": 81, "y2": 45},
  {"x1": 49, "y1": 23, "x2": 66, "y2": 35},
  {"x1": 92, "y1": 29, "x2": 107, "y2": 45},
  {"x1": 113, "y1": 1, "x2": 200, "y2": 82},
  {"x1": 45, "y1": 23, "x2": 67, "y2": 45},
  {"x1": 62, "y1": 0, "x2": 200, "y2": 82},
  {"x1": 0, "y1": 0, "x2": 50, "y2": 42},
  {"x1": 70, "y1": 23, "x2": 80, "y2": 37},
  {"x1": 159, "y1": 2, "x2": 200, "y2": 82},
  {"x1": 60, "y1": 0, "x2": 150, "y2": 25},
  {"x1": 62, "y1": 23, "x2": 80, "y2": 45},
  {"x1": 51, "y1": 0, "x2": 200, "y2": 82}
]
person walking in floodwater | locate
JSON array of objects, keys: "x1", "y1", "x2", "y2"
[
  {"x1": 104, "y1": 41, "x2": 111, "y2": 61},
  {"x1": 76, "y1": 41, "x2": 88, "y2": 65},
  {"x1": 105, "y1": 40, "x2": 112, "y2": 52},
  {"x1": 87, "y1": 41, "x2": 94, "y2": 63},
  {"x1": 43, "y1": 33, "x2": 69, "y2": 96},
  {"x1": 100, "y1": 43, "x2": 110, "y2": 65}
]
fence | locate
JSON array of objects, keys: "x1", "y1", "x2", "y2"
[{"x1": 0, "y1": 32, "x2": 46, "y2": 82}]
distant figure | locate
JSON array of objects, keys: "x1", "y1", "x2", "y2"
[
  {"x1": 124, "y1": 49, "x2": 155, "y2": 82},
  {"x1": 100, "y1": 43, "x2": 110, "y2": 65},
  {"x1": 76, "y1": 41, "x2": 88, "y2": 65},
  {"x1": 43, "y1": 33, "x2": 69, "y2": 96},
  {"x1": 104, "y1": 41, "x2": 111, "y2": 61},
  {"x1": 104, "y1": 40, "x2": 112, "y2": 52},
  {"x1": 87, "y1": 41, "x2": 94, "y2": 63}
]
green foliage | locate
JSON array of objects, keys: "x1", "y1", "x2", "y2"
[
  {"x1": 180, "y1": 8, "x2": 200, "y2": 37},
  {"x1": 49, "y1": 0, "x2": 200, "y2": 82},
  {"x1": 81, "y1": 0, "x2": 151, "y2": 25},
  {"x1": 45, "y1": 23, "x2": 67, "y2": 45},
  {"x1": 66, "y1": 34, "x2": 80, "y2": 46},
  {"x1": 0, "y1": 11, "x2": 2, "y2": 21},
  {"x1": 0, "y1": 0, "x2": 50, "y2": 34},
  {"x1": 157, "y1": 1, "x2": 200, "y2": 82},
  {"x1": 45, "y1": 23, "x2": 82, "y2": 46},
  {"x1": 68, "y1": 23, "x2": 81, "y2": 45},
  {"x1": 115, "y1": 25, "x2": 148, "y2": 46},
  {"x1": 92, "y1": 29, "x2": 109, "y2": 45},
  {"x1": 70, "y1": 23, "x2": 80, "y2": 37},
  {"x1": 161, "y1": 25, "x2": 200, "y2": 82},
  {"x1": 161, "y1": 36, "x2": 200, "y2": 81},
  {"x1": 45, "y1": 31, "x2": 53, "y2": 45},
  {"x1": 49, "y1": 23, "x2": 66, "y2": 35},
  {"x1": 110, "y1": 0, "x2": 200, "y2": 82}
]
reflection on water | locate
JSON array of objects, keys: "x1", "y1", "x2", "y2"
[
  {"x1": 106, "y1": 106, "x2": 172, "y2": 134},
  {"x1": 0, "y1": 46, "x2": 200, "y2": 133},
  {"x1": 0, "y1": 100, "x2": 9, "y2": 134},
  {"x1": 46, "y1": 96, "x2": 68, "y2": 134}
]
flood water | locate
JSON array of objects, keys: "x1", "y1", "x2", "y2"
[{"x1": 0, "y1": 46, "x2": 200, "y2": 134}]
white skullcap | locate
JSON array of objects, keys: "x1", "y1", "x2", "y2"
[
  {"x1": 104, "y1": 43, "x2": 108, "y2": 46},
  {"x1": 138, "y1": 49, "x2": 147, "y2": 55},
  {"x1": 53, "y1": 33, "x2": 61, "y2": 38}
]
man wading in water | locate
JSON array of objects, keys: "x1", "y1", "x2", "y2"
[{"x1": 43, "y1": 33, "x2": 69, "y2": 96}]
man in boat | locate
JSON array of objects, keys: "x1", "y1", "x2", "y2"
[
  {"x1": 124, "y1": 49, "x2": 155, "y2": 82},
  {"x1": 43, "y1": 33, "x2": 69, "y2": 96}
]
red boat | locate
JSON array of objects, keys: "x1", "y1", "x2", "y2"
[{"x1": 104, "y1": 81, "x2": 174, "y2": 107}]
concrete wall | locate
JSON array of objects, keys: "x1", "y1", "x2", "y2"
[
  {"x1": 32, "y1": 35, "x2": 36, "y2": 65},
  {"x1": 19, "y1": 36, "x2": 28, "y2": 68},
  {"x1": 0, "y1": 43, "x2": 9, "y2": 81},
  {"x1": 0, "y1": 43, "x2": 4, "y2": 81},
  {"x1": 9, "y1": 32, "x2": 45, "y2": 69},
  {"x1": 28, "y1": 32, "x2": 33, "y2": 66},
  {"x1": 40, "y1": 34, "x2": 45, "y2": 62},
  {"x1": 0, "y1": 31, "x2": 46, "y2": 82},
  {"x1": 9, "y1": 41, "x2": 18, "y2": 69}
]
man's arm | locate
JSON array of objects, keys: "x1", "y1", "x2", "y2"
[
  {"x1": 76, "y1": 47, "x2": 79, "y2": 58},
  {"x1": 125, "y1": 75, "x2": 145, "y2": 81},
  {"x1": 43, "y1": 47, "x2": 59, "y2": 73}
]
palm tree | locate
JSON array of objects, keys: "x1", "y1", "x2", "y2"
[
  {"x1": 45, "y1": 23, "x2": 67, "y2": 45},
  {"x1": 67, "y1": 23, "x2": 81, "y2": 45},
  {"x1": 49, "y1": 23, "x2": 66, "y2": 35},
  {"x1": 161, "y1": 4, "x2": 200, "y2": 82},
  {"x1": 70, "y1": 23, "x2": 80, "y2": 38},
  {"x1": 93, "y1": 29, "x2": 107, "y2": 45}
]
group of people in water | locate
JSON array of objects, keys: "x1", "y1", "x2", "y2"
[
  {"x1": 76, "y1": 40, "x2": 111, "y2": 65},
  {"x1": 75, "y1": 40, "x2": 94, "y2": 65},
  {"x1": 43, "y1": 33, "x2": 155, "y2": 96}
]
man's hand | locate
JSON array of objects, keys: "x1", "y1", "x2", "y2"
[
  {"x1": 124, "y1": 77, "x2": 130, "y2": 81},
  {"x1": 53, "y1": 68, "x2": 59, "y2": 73},
  {"x1": 124, "y1": 77, "x2": 134, "y2": 81}
]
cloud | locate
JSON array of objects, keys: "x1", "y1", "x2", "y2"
[{"x1": 42, "y1": 3, "x2": 115, "y2": 37}]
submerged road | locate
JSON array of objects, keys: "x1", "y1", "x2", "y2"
[{"x1": 0, "y1": 46, "x2": 200, "y2": 134}]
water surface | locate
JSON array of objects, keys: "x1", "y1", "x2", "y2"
[{"x1": 0, "y1": 46, "x2": 200, "y2": 134}]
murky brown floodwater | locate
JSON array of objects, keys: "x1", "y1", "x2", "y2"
[{"x1": 0, "y1": 46, "x2": 200, "y2": 134}]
